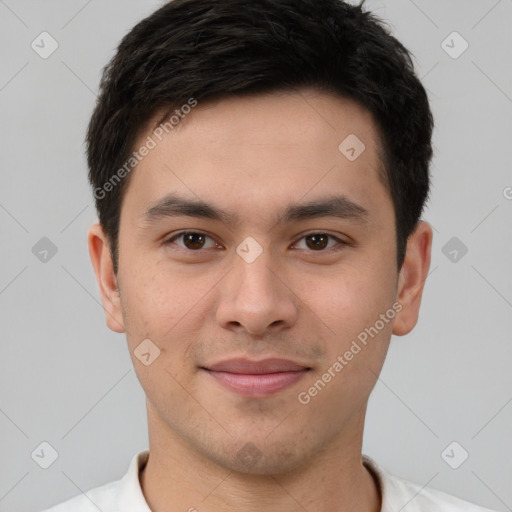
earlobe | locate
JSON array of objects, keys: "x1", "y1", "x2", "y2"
[
  {"x1": 392, "y1": 221, "x2": 433, "y2": 337},
  {"x1": 87, "y1": 223, "x2": 125, "y2": 333}
]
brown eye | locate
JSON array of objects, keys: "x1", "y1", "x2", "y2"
[
  {"x1": 182, "y1": 233, "x2": 206, "y2": 250},
  {"x1": 305, "y1": 234, "x2": 329, "y2": 250},
  {"x1": 294, "y1": 233, "x2": 344, "y2": 252},
  {"x1": 166, "y1": 231, "x2": 218, "y2": 251}
]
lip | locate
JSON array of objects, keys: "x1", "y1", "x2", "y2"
[
  {"x1": 201, "y1": 358, "x2": 311, "y2": 397},
  {"x1": 204, "y1": 357, "x2": 309, "y2": 374}
]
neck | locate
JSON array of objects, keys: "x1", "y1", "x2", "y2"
[{"x1": 139, "y1": 403, "x2": 381, "y2": 512}]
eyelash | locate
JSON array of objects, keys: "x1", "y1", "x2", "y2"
[{"x1": 163, "y1": 231, "x2": 348, "y2": 254}]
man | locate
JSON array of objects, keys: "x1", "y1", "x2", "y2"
[{"x1": 42, "y1": 0, "x2": 498, "y2": 510}]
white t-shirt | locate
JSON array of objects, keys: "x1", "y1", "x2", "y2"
[{"x1": 40, "y1": 451, "x2": 498, "y2": 511}]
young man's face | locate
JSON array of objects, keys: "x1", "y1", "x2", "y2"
[{"x1": 89, "y1": 90, "x2": 431, "y2": 475}]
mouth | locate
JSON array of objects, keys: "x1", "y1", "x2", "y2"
[{"x1": 200, "y1": 358, "x2": 311, "y2": 398}]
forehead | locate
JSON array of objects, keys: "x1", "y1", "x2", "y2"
[
  {"x1": 154, "y1": 90, "x2": 383, "y2": 152},
  {"x1": 121, "y1": 90, "x2": 390, "y2": 226}
]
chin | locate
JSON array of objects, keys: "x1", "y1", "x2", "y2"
[{"x1": 199, "y1": 437, "x2": 314, "y2": 477}]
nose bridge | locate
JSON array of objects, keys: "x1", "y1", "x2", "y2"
[
  {"x1": 215, "y1": 240, "x2": 298, "y2": 334},
  {"x1": 232, "y1": 241, "x2": 281, "y2": 304},
  {"x1": 232, "y1": 234, "x2": 277, "y2": 287},
  {"x1": 234, "y1": 249, "x2": 277, "y2": 295}
]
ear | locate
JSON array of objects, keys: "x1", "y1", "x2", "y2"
[
  {"x1": 393, "y1": 221, "x2": 433, "y2": 336},
  {"x1": 88, "y1": 222, "x2": 125, "y2": 333}
]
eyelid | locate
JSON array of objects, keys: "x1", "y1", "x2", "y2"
[
  {"x1": 165, "y1": 230, "x2": 220, "y2": 250},
  {"x1": 291, "y1": 231, "x2": 348, "y2": 252},
  {"x1": 164, "y1": 230, "x2": 349, "y2": 253}
]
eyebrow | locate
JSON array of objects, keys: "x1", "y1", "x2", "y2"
[{"x1": 141, "y1": 192, "x2": 369, "y2": 228}]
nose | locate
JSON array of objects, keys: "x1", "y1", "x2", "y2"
[{"x1": 215, "y1": 248, "x2": 299, "y2": 337}]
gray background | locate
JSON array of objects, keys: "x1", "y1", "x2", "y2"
[{"x1": 0, "y1": 0, "x2": 511, "y2": 511}]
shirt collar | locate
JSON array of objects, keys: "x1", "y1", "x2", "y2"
[
  {"x1": 363, "y1": 454, "x2": 421, "y2": 512},
  {"x1": 117, "y1": 450, "x2": 152, "y2": 511}
]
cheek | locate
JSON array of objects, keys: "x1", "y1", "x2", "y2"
[
  {"x1": 118, "y1": 261, "x2": 189, "y2": 342},
  {"x1": 296, "y1": 258, "x2": 397, "y2": 399},
  {"x1": 119, "y1": 267, "x2": 200, "y2": 397},
  {"x1": 301, "y1": 261, "x2": 397, "y2": 336},
  {"x1": 119, "y1": 258, "x2": 219, "y2": 369},
  {"x1": 298, "y1": 269, "x2": 395, "y2": 412}
]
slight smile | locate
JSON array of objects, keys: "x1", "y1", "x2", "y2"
[{"x1": 200, "y1": 358, "x2": 312, "y2": 398}]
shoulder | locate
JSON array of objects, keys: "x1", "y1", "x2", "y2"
[
  {"x1": 38, "y1": 451, "x2": 150, "y2": 512},
  {"x1": 363, "y1": 455, "x2": 499, "y2": 512}
]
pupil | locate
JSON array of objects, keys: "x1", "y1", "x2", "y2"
[
  {"x1": 307, "y1": 234, "x2": 327, "y2": 250},
  {"x1": 185, "y1": 233, "x2": 205, "y2": 250}
]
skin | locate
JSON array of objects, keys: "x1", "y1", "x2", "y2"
[{"x1": 88, "y1": 89, "x2": 432, "y2": 512}]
